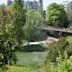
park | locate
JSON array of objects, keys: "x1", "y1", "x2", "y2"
[{"x1": 0, "y1": 0, "x2": 72, "y2": 72}]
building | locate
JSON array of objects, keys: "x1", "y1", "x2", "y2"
[
  {"x1": 7, "y1": 0, "x2": 44, "y2": 25},
  {"x1": 63, "y1": 1, "x2": 72, "y2": 22},
  {"x1": 7, "y1": 0, "x2": 43, "y2": 11},
  {"x1": 7, "y1": 0, "x2": 12, "y2": 5},
  {"x1": 63, "y1": 1, "x2": 72, "y2": 12}
]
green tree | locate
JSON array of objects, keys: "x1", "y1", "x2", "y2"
[
  {"x1": 0, "y1": 24, "x2": 17, "y2": 65},
  {"x1": 24, "y1": 10, "x2": 33, "y2": 42},
  {"x1": 40, "y1": 36, "x2": 72, "y2": 72},
  {"x1": 0, "y1": 4, "x2": 10, "y2": 25},
  {"x1": 41, "y1": 51, "x2": 72, "y2": 72},
  {"x1": 0, "y1": 0, "x2": 26, "y2": 66},
  {"x1": 46, "y1": 3, "x2": 68, "y2": 28},
  {"x1": 8, "y1": 0, "x2": 26, "y2": 45},
  {"x1": 0, "y1": 5, "x2": 17, "y2": 65},
  {"x1": 44, "y1": 37, "x2": 69, "y2": 64},
  {"x1": 43, "y1": 36, "x2": 72, "y2": 68},
  {"x1": 24, "y1": 10, "x2": 47, "y2": 42}
]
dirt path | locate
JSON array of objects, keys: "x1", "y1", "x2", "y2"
[{"x1": 23, "y1": 37, "x2": 59, "y2": 46}]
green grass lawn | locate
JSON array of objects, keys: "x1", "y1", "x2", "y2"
[
  {"x1": 16, "y1": 51, "x2": 45, "y2": 66},
  {"x1": 2, "y1": 44, "x2": 48, "y2": 72},
  {"x1": 13, "y1": 51, "x2": 46, "y2": 72},
  {"x1": 15, "y1": 44, "x2": 48, "y2": 71}
]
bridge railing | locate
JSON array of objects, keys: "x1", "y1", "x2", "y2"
[{"x1": 36, "y1": 26, "x2": 72, "y2": 33}]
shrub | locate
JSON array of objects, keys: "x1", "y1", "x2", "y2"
[
  {"x1": 6, "y1": 65, "x2": 40, "y2": 72},
  {"x1": 54, "y1": 52, "x2": 72, "y2": 72},
  {"x1": 43, "y1": 37, "x2": 69, "y2": 63},
  {"x1": 40, "y1": 51, "x2": 72, "y2": 72},
  {"x1": 40, "y1": 36, "x2": 72, "y2": 72}
]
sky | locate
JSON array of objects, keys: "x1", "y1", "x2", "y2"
[{"x1": 0, "y1": 0, "x2": 72, "y2": 10}]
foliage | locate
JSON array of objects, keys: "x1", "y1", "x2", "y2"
[
  {"x1": 24, "y1": 10, "x2": 33, "y2": 42},
  {"x1": 0, "y1": 24, "x2": 17, "y2": 65},
  {"x1": 6, "y1": 65, "x2": 35, "y2": 72},
  {"x1": 43, "y1": 10, "x2": 46, "y2": 19},
  {"x1": 43, "y1": 37, "x2": 69, "y2": 63},
  {"x1": 54, "y1": 56, "x2": 72, "y2": 72},
  {"x1": 40, "y1": 51, "x2": 72, "y2": 72},
  {"x1": 0, "y1": 67, "x2": 3, "y2": 72},
  {"x1": 69, "y1": 24, "x2": 72, "y2": 30},
  {"x1": 43, "y1": 10, "x2": 46, "y2": 24},
  {"x1": 0, "y1": 4, "x2": 10, "y2": 25},
  {"x1": 24, "y1": 10, "x2": 47, "y2": 41},
  {"x1": 0, "y1": 4, "x2": 17, "y2": 65},
  {"x1": 0, "y1": 0, "x2": 26, "y2": 65},
  {"x1": 66, "y1": 36, "x2": 72, "y2": 56},
  {"x1": 17, "y1": 44, "x2": 47, "y2": 52},
  {"x1": 8, "y1": 0, "x2": 26, "y2": 44},
  {"x1": 46, "y1": 3, "x2": 68, "y2": 28},
  {"x1": 40, "y1": 36, "x2": 72, "y2": 72}
]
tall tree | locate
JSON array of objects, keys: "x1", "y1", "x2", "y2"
[
  {"x1": 0, "y1": 4, "x2": 10, "y2": 25},
  {"x1": 9, "y1": 0, "x2": 26, "y2": 44},
  {"x1": 24, "y1": 10, "x2": 47, "y2": 42},
  {"x1": 0, "y1": 0, "x2": 26, "y2": 66},
  {"x1": 0, "y1": 5, "x2": 16, "y2": 65},
  {"x1": 46, "y1": 3, "x2": 68, "y2": 28}
]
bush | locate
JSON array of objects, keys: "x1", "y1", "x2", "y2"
[
  {"x1": 43, "y1": 36, "x2": 72, "y2": 64},
  {"x1": 43, "y1": 37, "x2": 69, "y2": 63},
  {"x1": 66, "y1": 36, "x2": 72, "y2": 56},
  {"x1": 53, "y1": 52, "x2": 72, "y2": 72},
  {"x1": 40, "y1": 36, "x2": 72, "y2": 72},
  {"x1": 0, "y1": 24, "x2": 17, "y2": 65},
  {"x1": 6, "y1": 65, "x2": 40, "y2": 72},
  {"x1": 40, "y1": 51, "x2": 72, "y2": 72}
]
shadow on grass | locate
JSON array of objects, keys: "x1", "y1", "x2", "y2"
[{"x1": 16, "y1": 45, "x2": 48, "y2": 52}]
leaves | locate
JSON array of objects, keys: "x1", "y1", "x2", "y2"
[
  {"x1": 8, "y1": 0, "x2": 26, "y2": 44},
  {"x1": 0, "y1": 0, "x2": 26, "y2": 65},
  {"x1": 46, "y1": 3, "x2": 68, "y2": 28}
]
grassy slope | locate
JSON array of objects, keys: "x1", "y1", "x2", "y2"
[
  {"x1": 3, "y1": 44, "x2": 48, "y2": 72},
  {"x1": 7, "y1": 65, "x2": 40, "y2": 72},
  {"x1": 6, "y1": 51, "x2": 45, "y2": 72}
]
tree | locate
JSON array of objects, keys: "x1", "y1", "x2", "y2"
[
  {"x1": 43, "y1": 36, "x2": 72, "y2": 69},
  {"x1": 0, "y1": 5, "x2": 17, "y2": 65},
  {"x1": 8, "y1": 0, "x2": 26, "y2": 45},
  {"x1": 0, "y1": 24, "x2": 17, "y2": 65},
  {"x1": 44, "y1": 37, "x2": 69, "y2": 64},
  {"x1": 24, "y1": 10, "x2": 33, "y2": 42},
  {"x1": 40, "y1": 36, "x2": 72, "y2": 72},
  {"x1": 0, "y1": 4, "x2": 10, "y2": 25},
  {"x1": 46, "y1": 3, "x2": 68, "y2": 28},
  {"x1": 43, "y1": 10, "x2": 46, "y2": 24},
  {"x1": 24, "y1": 10, "x2": 47, "y2": 42},
  {"x1": 0, "y1": 0, "x2": 26, "y2": 66}
]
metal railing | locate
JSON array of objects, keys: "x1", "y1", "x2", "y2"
[{"x1": 37, "y1": 26, "x2": 72, "y2": 33}]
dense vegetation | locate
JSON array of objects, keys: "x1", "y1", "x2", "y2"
[
  {"x1": 0, "y1": 0, "x2": 26, "y2": 69},
  {"x1": 0, "y1": 0, "x2": 72, "y2": 72},
  {"x1": 24, "y1": 10, "x2": 47, "y2": 42},
  {"x1": 40, "y1": 36, "x2": 72, "y2": 72},
  {"x1": 0, "y1": 4, "x2": 16, "y2": 65},
  {"x1": 46, "y1": 3, "x2": 68, "y2": 28}
]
